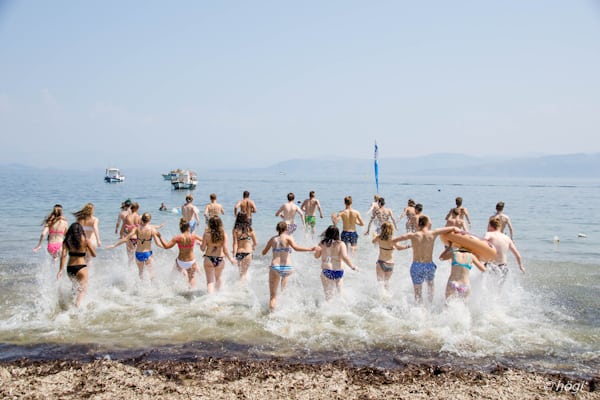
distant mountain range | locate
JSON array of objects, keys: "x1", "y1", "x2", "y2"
[
  {"x1": 2, "y1": 153, "x2": 599, "y2": 178},
  {"x1": 259, "y1": 153, "x2": 600, "y2": 178}
]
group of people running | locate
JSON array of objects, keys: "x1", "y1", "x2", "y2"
[{"x1": 33, "y1": 191, "x2": 523, "y2": 311}]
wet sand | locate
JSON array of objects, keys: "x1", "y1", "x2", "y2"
[{"x1": 1, "y1": 357, "x2": 597, "y2": 399}]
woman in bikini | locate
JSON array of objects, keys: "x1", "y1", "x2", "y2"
[
  {"x1": 314, "y1": 225, "x2": 358, "y2": 301},
  {"x1": 33, "y1": 204, "x2": 68, "y2": 261},
  {"x1": 160, "y1": 218, "x2": 204, "y2": 289},
  {"x1": 119, "y1": 202, "x2": 141, "y2": 266},
  {"x1": 73, "y1": 203, "x2": 102, "y2": 266},
  {"x1": 107, "y1": 212, "x2": 163, "y2": 281},
  {"x1": 261, "y1": 221, "x2": 315, "y2": 311},
  {"x1": 439, "y1": 245, "x2": 486, "y2": 302},
  {"x1": 371, "y1": 221, "x2": 410, "y2": 292},
  {"x1": 398, "y1": 199, "x2": 417, "y2": 232},
  {"x1": 57, "y1": 222, "x2": 96, "y2": 307},
  {"x1": 201, "y1": 216, "x2": 234, "y2": 294},
  {"x1": 232, "y1": 212, "x2": 257, "y2": 283}
]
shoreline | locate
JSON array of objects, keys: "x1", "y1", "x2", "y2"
[{"x1": 1, "y1": 357, "x2": 597, "y2": 399}]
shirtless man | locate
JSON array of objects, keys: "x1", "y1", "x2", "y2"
[
  {"x1": 445, "y1": 208, "x2": 468, "y2": 231},
  {"x1": 395, "y1": 216, "x2": 459, "y2": 304},
  {"x1": 203, "y1": 193, "x2": 225, "y2": 224},
  {"x1": 275, "y1": 193, "x2": 305, "y2": 235},
  {"x1": 331, "y1": 196, "x2": 365, "y2": 255},
  {"x1": 115, "y1": 199, "x2": 132, "y2": 238},
  {"x1": 489, "y1": 201, "x2": 514, "y2": 240},
  {"x1": 365, "y1": 197, "x2": 397, "y2": 235},
  {"x1": 300, "y1": 191, "x2": 324, "y2": 235},
  {"x1": 445, "y1": 197, "x2": 471, "y2": 227},
  {"x1": 234, "y1": 190, "x2": 257, "y2": 225},
  {"x1": 484, "y1": 216, "x2": 524, "y2": 284},
  {"x1": 181, "y1": 195, "x2": 201, "y2": 233}
]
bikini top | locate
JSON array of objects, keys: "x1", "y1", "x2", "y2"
[
  {"x1": 82, "y1": 225, "x2": 94, "y2": 232},
  {"x1": 49, "y1": 229, "x2": 66, "y2": 235},
  {"x1": 69, "y1": 251, "x2": 86, "y2": 257},
  {"x1": 273, "y1": 237, "x2": 292, "y2": 253},
  {"x1": 238, "y1": 234, "x2": 252, "y2": 241},
  {"x1": 177, "y1": 237, "x2": 195, "y2": 249},
  {"x1": 452, "y1": 251, "x2": 472, "y2": 270}
]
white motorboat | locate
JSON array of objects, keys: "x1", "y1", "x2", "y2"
[
  {"x1": 171, "y1": 170, "x2": 197, "y2": 190},
  {"x1": 104, "y1": 167, "x2": 125, "y2": 183},
  {"x1": 162, "y1": 169, "x2": 182, "y2": 180}
]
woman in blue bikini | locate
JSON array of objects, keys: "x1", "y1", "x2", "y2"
[
  {"x1": 262, "y1": 221, "x2": 315, "y2": 311},
  {"x1": 106, "y1": 212, "x2": 164, "y2": 281},
  {"x1": 201, "y1": 216, "x2": 234, "y2": 294},
  {"x1": 314, "y1": 225, "x2": 358, "y2": 301},
  {"x1": 439, "y1": 245, "x2": 486, "y2": 302}
]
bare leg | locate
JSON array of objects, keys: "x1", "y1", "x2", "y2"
[
  {"x1": 268, "y1": 269, "x2": 280, "y2": 311},
  {"x1": 73, "y1": 268, "x2": 89, "y2": 307},
  {"x1": 214, "y1": 264, "x2": 225, "y2": 291},
  {"x1": 204, "y1": 259, "x2": 216, "y2": 294},
  {"x1": 413, "y1": 283, "x2": 423, "y2": 304},
  {"x1": 426, "y1": 280, "x2": 434, "y2": 303},
  {"x1": 320, "y1": 272, "x2": 334, "y2": 301}
]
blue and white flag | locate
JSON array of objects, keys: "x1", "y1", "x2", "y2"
[{"x1": 374, "y1": 141, "x2": 379, "y2": 193}]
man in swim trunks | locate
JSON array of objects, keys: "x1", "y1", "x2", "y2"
[
  {"x1": 275, "y1": 192, "x2": 305, "y2": 236},
  {"x1": 181, "y1": 195, "x2": 201, "y2": 233},
  {"x1": 484, "y1": 217, "x2": 524, "y2": 285},
  {"x1": 395, "y1": 216, "x2": 459, "y2": 304},
  {"x1": 300, "y1": 191, "x2": 324, "y2": 237},
  {"x1": 331, "y1": 196, "x2": 364, "y2": 255},
  {"x1": 445, "y1": 197, "x2": 471, "y2": 228},
  {"x1": 203, "y1": 193, "x2": 225, "y2": 225}
]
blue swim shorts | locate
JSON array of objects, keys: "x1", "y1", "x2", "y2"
[
  {"x1": 341, "y1": 231, "x2": 358, "y2": 245},
  {"x1": 410, "y1": 261, "x2": 436, "y2": 285}
]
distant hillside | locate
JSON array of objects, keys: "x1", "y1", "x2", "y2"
[{"x1": 262, "y1": 153, "x2": 600, "y2": 178}]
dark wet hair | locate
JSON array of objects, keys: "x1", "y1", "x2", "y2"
[
  {"x1": 378, "y1": 197, "x2": 385, "y2": 206},
  {"x1": 234, "y1": 212, "x2": 252, "y2": 233},
  {"x1": 418, "y1": 215, "x2": 429, "y2": 228},
  {"x1": 64, "y1": 222, "x2": 85, "y2": 251},
  {"x1": 320, "y1": 225, "x2": 340, "y2": 247},
  {"x1": 496, "y1": 201, "x2": 505, "y2": 211},
  {"x1": 210, "y1": 193, "x2": 217, "y2": 200},
  {"x1": 407, "y1": 199, "x2": 415, "y2": 207},
  {"x1": 309, "y1": 191, "x2": 315, "y2": 198},
  {"x1": 344, "y1": 196, "x2": 352, "y2": 206},
  {"x1": 287, "y1": 192, "x2": 295, "y2": 201},
  {"x1": 489, "y1": 216, "x2": 502, "y2": 229},
  {"x1": 455, "y1": 197, "x2": 463, "y2": 206},
  {"x1": 243, "y1": 190, "x2": 250, "y2": 198},
  {"x1": 415, "y1": 203, "x2": 423, "y2": 212}
]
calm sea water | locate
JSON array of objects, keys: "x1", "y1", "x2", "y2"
[{"x1": 0, "y1": 167, "x2": 598, "y2": 378}]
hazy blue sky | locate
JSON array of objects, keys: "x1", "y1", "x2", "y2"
[{"x1": 1, "y1": 1, "x2": 599, "y2": 170}]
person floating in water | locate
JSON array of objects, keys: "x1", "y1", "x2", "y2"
[{"x1": 159, "y1": 202, "x2": 167, "y2": 211}]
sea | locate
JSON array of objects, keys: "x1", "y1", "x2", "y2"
[{"x1": 0, "y1": 166, "x2": 598, "y2": 379}]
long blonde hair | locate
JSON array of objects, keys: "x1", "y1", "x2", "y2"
[{"x1": 73, "y1": 203, "x2": 94, "y2": 220}]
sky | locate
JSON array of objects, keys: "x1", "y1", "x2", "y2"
[{"x1": 1, "y1": 0, "x2": 599, "y2": 170}]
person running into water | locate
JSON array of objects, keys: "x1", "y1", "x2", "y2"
[
  {"x1": 489, "y1": 201, "x2": 514, "y2": 240},
  {"x1": 445, "y1": 197, "x2": 471, "y2": 228},
  {"x1": 365, "y1": 197, "x2": 397, "y2": 236},
  {"x1": 398, "y1": 199, "x2": 417, "y2": 232},
  {"x1": 57, "y1": 222, "x2": 96, "y2": 307},
  {"x1": 371, "y1": 221, "x2": 411, "y2": 293},
  {"x1": 160, "y1": 218, "x2": 204, "y2": 289},
  {"x1": 366, "y1": 194, "x2": 381, "y2": 221},
  {"x1": 33, "y1": 204, "x2": 68, "y2": 261},
  {"x1": 201, "y1": 216, "x2": 235, "y2": 294},
  {"x1": 314, "y1": 225, "x2": 358, "y2": 301},
  {"x1": 395, "y1": 216, "x2": 459, "y2": 304},
  {"x1": 181, "y1": 195, "x2": 201, "y2": 233},
  {"x1": 300, "y1": 190, "x2": 324, "y2": 236},
  {"x1": 331, "y1": 196, "x2": 364, "y2": 255},
  {"x1": 106, "y1": 212, "x2": 164, "y2": 281},
  {"x1": 484, "y1": 216, "x2": 524, "y2": 285},
  {"x1": 118, "y1": 202, "x2": 141, "y2": 266},
  {"x1": 203, "y1": 193, "x2": 225, "y2": 224},
  {"x1": 114, "y1": 199, "x2": 132, "y2": 238},
  {"x1": 232, "y1": 212, "x2": 257, "y2": 283},
  {"x1": 439, "y1": 245, "x2": 486, "y2": 302},
  {"x1": 261, "y1": 221, "x2": 315, "y2": 311},
  {"x1": 234, "y1": 190, "x2": 257, "y2": 226},
  {"x1": 275, "y1": 192, "x2": 305, "y2": 235},
  {"x1": 73, "y1": 203, "x2": 102, "y2": 266},
  {"x1": 445, "y1": 207, "x2": 469, "y2": 231}
]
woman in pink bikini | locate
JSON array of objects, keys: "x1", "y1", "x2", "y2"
[
  {"x1": 160, "y1": 218, "x2": 204, "y2": 289},
  {"x1": 33, "y1": 204, "x2": 68, "y2": 261}
]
